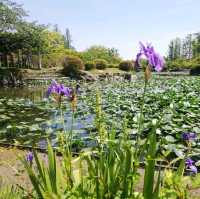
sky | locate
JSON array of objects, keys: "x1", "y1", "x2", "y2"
[{"x1": 15, "y1": 0, "x2": 200, "y2": 59}]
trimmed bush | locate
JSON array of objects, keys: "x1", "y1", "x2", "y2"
[
  {"x1": 190, "y1": 64, "x2": 200, "y2": 75},
  {"x1": 94, "y1": 59, "x2": 108, "y2": 70},
  {"x1": 85, "y1": 61, "x2": 95, "y2": 71},
  {"x1": 108, "y1": 64, "x2": 118, "y2": 68},
  {"x1": 62, "y1": 56, "x2": 84, "y2": 77},
  {"x1": 119, "y1": 60, "x2": 133, "y2": 71}
]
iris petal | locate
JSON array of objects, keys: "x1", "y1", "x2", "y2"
[{"x1": 135, "y1": 42, "x2": 164, "y2": 72}]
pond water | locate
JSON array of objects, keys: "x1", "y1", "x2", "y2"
[
  {"x1": 1, "y1": 76, "x2": 200, "y2": 161},
  {"x1": 0, "y1": 84, "x2": 95, "y2": 150},
  {"x1": 0, "y1": 86, "x2": 46, "y2": 102}
]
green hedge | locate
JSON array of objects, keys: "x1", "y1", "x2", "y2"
[
  {"x1": 166, "y1": 57, "x2": 200, "y2": 71},
  {"x1": 85, "y1": 61, "x2": 95, "y2": 71},
  {"x1": 190, "y1": 64, "x2": 200, "y2": 75},
  {"x1": 94, "y1": 59, "x2": 108, "y2": 70},
  {"x1": 119, "y1": 61, "x2": 133, "y2": 71},
  {"x1": 62, "y1": 56, "x2": 84, "y2": 77}
]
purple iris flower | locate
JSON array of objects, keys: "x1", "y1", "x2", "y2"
[
  {"x1": 26, "y1": 152, "x2": 33, "y2": 164},
  {"x1": 186, "y1": 158, "x2": 197, "y2": 174},
  {"x1": 135, "y1": 42, "x2": 164, "y2": 72},
  {"x1": 46, "y1": 80, "x2": 72, "y2": 98},
  {"x1": 182, "y1": 132, "x2": 196, "y2": 141}
]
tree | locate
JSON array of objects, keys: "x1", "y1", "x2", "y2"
[
  {"x1": 192, "y1": 32, "x2": 200, "y2": 58},
  {"x1": 80, "y1": 45, "x2": 121, "y2": 63},
  {"x1": 63, "y1": 28, "x2": 74, "y2": 49},
  {"x1": 53, "y1": 24, "x2": 59, "y2": 33},
  {"x1": 17, "y1": 22, "x2": 48, "y2": 69},
  {"x1": 167, "y1": 38, "x2": 181, "y2": 60},
  {"x1": 168, "y1": 40, "x2": 175, "y2": 61},
  {"x1": 181, "y1": 34, "x2": 193, "y2": 60},
  {"x1": 0, "y1": 0, "x2": 27, "y2": 32},
  {"x1": 45, "y1": 31, "x2": 65, "y2": 53}
]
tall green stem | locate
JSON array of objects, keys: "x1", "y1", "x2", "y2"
[
  {"x1": 69, "y1": 110, "x2": 74, "y2": 152},
  {"x1": 135, "y1": 80, "x2": 148, "y2": 158}
]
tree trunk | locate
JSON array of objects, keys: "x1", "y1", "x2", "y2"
[
  {"x1": 38, "y1": 50, "x2": 42, "y2": 70},
  {"x1": 10, "y1": 53, "x2": 14, "y2": 67},
  {"x1": 0, "y1": 55, "x2": 2, "y2": 68},
  {"x1": 17, "y1": 50, "x2": 21, "y2": 68},
  {"x1": 2, "y1": 53, "x2": 8, "y2": 67}
]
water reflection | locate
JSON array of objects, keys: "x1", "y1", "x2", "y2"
[{"x1": 0, "y1": 86, "x2": 46, "y2": 102}]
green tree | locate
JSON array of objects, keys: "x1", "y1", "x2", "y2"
[
  {"x1": 63, "y1": 28, "x2": 74, "y2": 49},
  {"x1": 0, "y1": 0, "x2": 27, "y2": 32},
  {"x1": 80, "y1": 45, "x2": 121, "y2": 64},
  {"x1": 192, "y1": 33, "x2": 200, "y2": 57},
  {"x1": 17, "y1": 22, "x2": 47, "y2": 69}
]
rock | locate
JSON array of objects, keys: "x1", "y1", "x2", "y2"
[{"x1": 79, "y1": 70, "x2": 97, "y2": 81}]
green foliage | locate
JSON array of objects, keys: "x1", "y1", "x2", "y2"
[
  {"x1": 94, "y1": 59, "x2": 108, "y2": 70},
  {"x1": 63, "y1": 28, "x2": 74, "y2": 49},
  {"x1": 0, "y1": 67, "x2": 23, "y2": 78},
  {"x1": 190, "y1": 64, "x2": 200, "y2": 75},
  {"x1": 119, "y1": 60, "x2": 133, "y2": 71},
  {"x1": 42, "y1": 53, "x2": 65, "y2": 68},
  {"x1": 166, "y1": 59, "x2": 190, "y2": 71},
  {"x1": 167, "y1": 32, "x2": 200, "y2": 71},
  {"x1": 0, "y1": 1, "x2": 77, "y2": 70},
  {"x1": 22, "y1": 141, "x2": 69, "y2": 198},
  {"x1": 192, "y1": 33, "x2": 200, "y2": 57},
  {"x1": 160, "y1": 170, "x2": 189, "y2": 198},
  {"x1": 107, "y1": 63, "x2": 118, "y2": 68},
  {"x1": 80, "y1": 45, "x2": 121, "y2": 64},
  {"x1": 0, "y1": 184, "x2": 24, "y2": 199},
  {"x1": 62, "y1": 56, "x2": 84, "y2": 77},
  {"x1": 166, "y1": 56, "x2": 200, "y2": 71},
  {"x1": 143, "y1": 125, "x2": 160, "y2": 199},
  {"x1": 85, "y1": 61, "x2": 95, "y2": 71},
  {"x1": 0, "y1": 0, "x2": 27, "y2": 32},
  {"x1": 42, "y1": 50, "x2": 79, "y2": 68},
  {"x1": 19, "y1": 76, "x2": 200, "y2": 198}
]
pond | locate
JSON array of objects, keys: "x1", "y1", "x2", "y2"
[
  {"x1": 0, "y1": 86, "x2": 45, "y2": 102},
  {"x1": 0, "y1": 76, "x2": 200, "y2": 161},
  {"x1": 0, "y1": 83, "x2": 95, "y2": 150}
]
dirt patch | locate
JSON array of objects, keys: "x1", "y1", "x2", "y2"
[{"x1": 0, "y1": 147, "x2": 32, "y2": 190}]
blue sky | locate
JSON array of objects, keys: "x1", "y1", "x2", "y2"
[{"x1": 16, "y1": 0, "x2": 200, "y2": 59}]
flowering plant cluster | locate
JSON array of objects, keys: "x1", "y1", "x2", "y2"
[
  {"x1": 185, "y1": 158, "x2": 197, "y2": 174},
  {"x1": 182, "y1": 132, "x2": 196, "y2": 141},
  {"x1": 21, "y1": 42, "x2": 199, "y2": 199},
  {"x1": 182, "y1": 132, "x2": 198, "y2": 174},
  {"x1": 135, "y1": 42, "x2": 164, "y2": 72},
  {"x1": 26, "y1": 151, "x2": 33, "y2": 165},
  {"x1": 46, "y1": 80, "x2": 72, "y2": 98}
]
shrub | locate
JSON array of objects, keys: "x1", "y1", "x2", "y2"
[
  {"x1": 85, "y1": 61, "x2": 95, "y2": 71},
  {"x1": 190, "y1": 64, "x2": 200, "y2": 75},
  {"x1": 79, "y1": 45, "x2": 122, "y2": 64},
  {"x1": 119, "y1": 60, "x2": 133, "y2": 71},
  {"x1": 42, "y1": 53, "x2": 65, "y2": 68},
  {"x1": 94, "y1": 59, "x2": 108, "y2": 70},
  {"x1": 107, "y1": 64, "x2": 118, "y2": 68},
  {"x1": 166, "y1": 59, "x2": 198, "y2": 71},
  {"x1": 62, "y1": 56, "x2": 84, "y2": 77}
]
